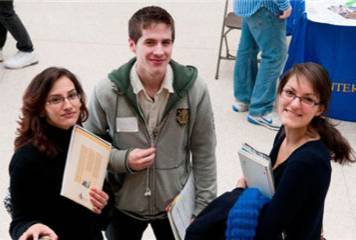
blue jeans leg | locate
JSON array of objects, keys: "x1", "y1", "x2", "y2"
[
  {"x1": 247, "y1": 8, "x2": 287, "y2": 116},
  {"x1": 233, "y1": 18, "x2": 259, "y2": 105}
]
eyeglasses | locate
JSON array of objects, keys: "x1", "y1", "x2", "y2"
[
  {"x1": 281, "y1": 89, "x2": 319, "y2": 106},
  {"x1": 46, "y1": 92, "x2": 81, "y2": 106}
]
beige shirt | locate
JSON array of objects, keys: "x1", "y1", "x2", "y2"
[{"x1": 130, "y1": 63, "x2": 174, "y2": 137}]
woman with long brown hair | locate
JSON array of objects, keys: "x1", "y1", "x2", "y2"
[
  {"x1": 240, "y1": 62, "x2": 355, "y2": 239},
  {"x1": 186, "y1": 62, "x2": 355, "y2": 240},
  {"x1": 9, "y1": 67, "x2": 108, "y2": 240}
]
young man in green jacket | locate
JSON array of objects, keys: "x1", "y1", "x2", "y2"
[{"x1": 85, "y1": 6, "x2": 217, "y2": 240}]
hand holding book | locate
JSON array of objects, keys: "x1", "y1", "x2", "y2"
[
  {"x1": 236, "y1": 177, "x2": 247, "y2": 188},
  {"x1": 88, "y1": 187, "x2": 109, "y2": 214}
]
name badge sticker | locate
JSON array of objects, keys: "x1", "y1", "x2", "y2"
[{"x1": 116, "y1": 117, "x2": 138, "y2": 132}]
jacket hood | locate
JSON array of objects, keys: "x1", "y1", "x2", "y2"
[
  {"x1": 108, "y1": 57, "x2": 198, "y2": 117},
  {"x1": 108, "y1": 58, "x2": 197, "y2": 96}
]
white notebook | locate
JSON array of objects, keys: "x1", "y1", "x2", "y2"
[
  {"x1": 238, "y1": 143, "x2": 275, "y2": 198},
  {"x1": 167, "y1": 172, "x2": 195, "y2": 240}
]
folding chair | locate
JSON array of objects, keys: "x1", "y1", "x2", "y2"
[{"x1": 215, "y1": 0, "x2": 242, "y2": 79}]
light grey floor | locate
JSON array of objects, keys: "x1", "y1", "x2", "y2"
[{"x1": 0, "y1": 1, "x2": 355, "y2": 239}]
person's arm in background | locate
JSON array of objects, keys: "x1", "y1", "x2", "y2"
[
  {"x1": 277, "y1": 0, "x2": 292, "y2": 19},
  {"x1": 189, "y1": 78, "x2": 217, "y2": 217}
]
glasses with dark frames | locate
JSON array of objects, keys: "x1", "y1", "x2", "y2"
[{"x1": 281, "y1": 89, "x2": 319, "y2": 106}]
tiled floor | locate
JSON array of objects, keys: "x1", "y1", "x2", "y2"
[{"x1": 0, "y1": 1, "x2": 355, "y2": 239}]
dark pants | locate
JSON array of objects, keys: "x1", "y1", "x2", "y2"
[
  {"x1": 0, "y1": 0, "x2": 33, "y2": 52},
  {"x1": 105, "y1": 209, "x2": 175, "y2": 240}
]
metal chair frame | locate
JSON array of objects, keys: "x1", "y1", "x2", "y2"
[{"x1": 215, "y1": 0, "x2": 242, "y2": 79}]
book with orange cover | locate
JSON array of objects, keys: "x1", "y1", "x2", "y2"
[{"x1": 60, "y1": 125, "x2": 111, "y2": 211}]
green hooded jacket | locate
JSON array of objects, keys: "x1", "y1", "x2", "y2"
[{"x1": 85, "y1": 58, "x2": 217, "y2": 219}]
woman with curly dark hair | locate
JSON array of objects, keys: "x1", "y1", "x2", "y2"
[{"x1": 9, "y1": 67, "x2": 108, "y2": 240}]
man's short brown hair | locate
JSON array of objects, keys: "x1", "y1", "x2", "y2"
[{"x1": 129, "y1": 6, "x2": 175, "y2": 43}]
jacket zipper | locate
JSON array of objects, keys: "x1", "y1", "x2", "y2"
[
  {"x1": 137, "y1": 96, "x2": 177, "y2": 215},
  {"x1": 136, "y1": 105, "x2": 155, "y2": 215},
  {"x1": 144, "y1": 112, "x2": 170, "y2": 214}
]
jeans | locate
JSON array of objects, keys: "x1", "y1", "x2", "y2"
[
  {"x1": 233, "y1": 7, "x2": 287, "y2": 116},
  {"x1": 0, "y1": 0, "x2": 33, "y2": 52},
  {"x1": 105, "y1": 208, "x2": 175, "y2": 240}
]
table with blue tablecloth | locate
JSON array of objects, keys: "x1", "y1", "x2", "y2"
[
  {"x1": 284, "y1": 1, "x2": 356, "y2": 122},
  {"x1": 287, "y1": 0, "x2": 305, "y2": 35}
]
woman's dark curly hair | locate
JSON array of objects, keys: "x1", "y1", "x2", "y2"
[{"x1": 15, "y1": 67, "x2": 88, "y2": 158}]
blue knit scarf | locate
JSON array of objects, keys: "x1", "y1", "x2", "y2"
[{"x1": 225, "y1": 188, "x2": 271, "y2": 240}]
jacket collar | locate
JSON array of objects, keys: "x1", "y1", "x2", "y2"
[{"x1": 108, "y1": 58, "x2": 198, "y2": 118}]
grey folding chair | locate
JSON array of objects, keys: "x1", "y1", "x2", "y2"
[{"x1": 215, "y1": 0, "x2": 242, "y2": 79}]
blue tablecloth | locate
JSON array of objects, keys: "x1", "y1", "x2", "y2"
[
  {"x1": 287, "y1": 0, "x2": 305, "y2": 35},
  {"x1": 284, "y1": 14, "x2": 356, "y2": 122}
]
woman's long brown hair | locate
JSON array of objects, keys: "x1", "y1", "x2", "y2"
[
  {"x1": 15, "y1": 67, "x2": 88, "y2": 158},
  {"x1": 278, "y1": 63, "x2": 355, "y2": 164}
]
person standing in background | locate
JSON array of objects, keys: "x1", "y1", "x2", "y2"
[
  {"x1": 232, "y1": 0, "x2": 291, "y2": 130},
  {"x1": 0, "y1": 0, "x2": 38, "y2": 69}
]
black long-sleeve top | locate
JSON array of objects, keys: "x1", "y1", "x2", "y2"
[
  {"x1": 256, "y1": 128, "x2": 332, "y2": 240},
  {"x1": 9, "y1": 125, "x2": 104, "y2": 240}
]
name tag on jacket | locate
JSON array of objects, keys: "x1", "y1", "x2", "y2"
[{"x1": 116, "y1": 117, "x2": 138, "y2": 132}]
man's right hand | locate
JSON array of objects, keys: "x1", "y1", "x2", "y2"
[{"x1": 128, "y1": 147, "x2": 156, "y2": 171}]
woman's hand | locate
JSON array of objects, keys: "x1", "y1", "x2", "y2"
[
  {"x1": 89, "y1": 187, "x2": 109, "y2": 214},
  {"x1": 236, "y1": 177, "x2": 247, "y2": 188},
  {"x1": 19, "y1": 223, "x2": 58, "y2": 240}
]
